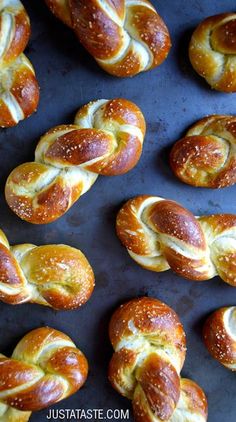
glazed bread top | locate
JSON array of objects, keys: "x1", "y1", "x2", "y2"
[
  {"x1": 189, "y1": 13, "x2": 236, "y2": 92},
  {"x1": 45, "y1": 0, "x2": 171, "y2": 77},
  {"x1": 5, "y1": 98, "x2": 145, "y2": 224},
  {"x1": 170, "y1": 115, "x2": 236, "y2": 188},
  {"x1": 203, "y1": 307, "x2": 236, "y2": 370},
  {"x1": 116, "y1": 195, "x2": 236, "y2": 285},
  {"x1": 0, "y1": 229, "x2": 94, "y2": 309},
  {"x1": 0, "y1": 327, "x2": 88, "y2": 422},
  {"x1": 109, "y1": 297, "x2": 208, "y2": 421},
  {"x1": 0, "y1": 0, "x2": 39, "y2": 127}
]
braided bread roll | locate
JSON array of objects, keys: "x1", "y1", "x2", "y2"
[
  {"x1": 203, "y1": 307, "x2": 236, "y2": 370},
  {"x1": 0, "y1": 0, "x2": 39, "y2": 127},
  {"x1": 189, "y1": 13, "x2": 236, "y2": 92},
  {"x1": 0, "y1": 327, "x2": 88, "y2": 422},
  {"x1": 45, "y1": 0, "x2": 171, "y2": 77},
  {"x1": 5, "y1": 98, "x2": 145, "y2": 224},
  {"x1": 116, "y1": 195, "x2": 236, "y2": 285},
  {"x1": 170, "y1": 115, "x2": 236, "y2": 188},
  {"x1": 109, "y1": 297, "x2": 208, "y2": 422},
  {"x1": 0, "y1": 229, "x2": 94, "y2": 309}
]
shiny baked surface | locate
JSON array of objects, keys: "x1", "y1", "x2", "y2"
[
  {"x1": 0, "y1": 0, "x2": 39, "y2": 127},
  {"x1": 170, "y1": 115, "x2": 236, "y2": 188},
  {"x1": 45, "y1": 0, "x2": 171, "y2": 77},
  {"x1": 109, "y1": 297, "x2": 208, "y2": 421},
  {"x1": 0, "y1": 229, "x2": 94, "y2": 310},
  {"x1": 0, "y1": 327, "x2": 88, "y2": 422},
  {"x1": 116, "y1": 195, "x2": 236, "y2": 285},
  {"x1": 189, "y1": 13, "x2": 236, "y2": 92},
  {"x1": 203, "y1": 307, "x2": 236, "y2": 370},
  {"x1": 0, "y1": 1, "x2": 235, "y2": 421},
  {"x1": 5, "y1": 98, "x2": 145, "y2": 224}
]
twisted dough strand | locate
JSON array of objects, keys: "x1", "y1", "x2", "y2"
[
  {"x1": 116, "y1": 195, "x2": 236, "y2": 285},
  {"x1": 0, "y1": 0, "x2": 39, "y2": 127},
  {"x1": 5, "y1": 98, "x2": 145, "y2": 224},
  {"x1": 109, "y1": 297, "x2": 208, "y2": 422},
  {"x1": 189, "y1": 13, "x2": 236, "y2": 92},
  {"x1": 45, "y1": 0, "x2": 171, "y2": 77},
  {"x1": 170, "y1": 115, "x2": 236, "y2": 188},
  {"x1": 46, "y1": 0, "x2": 72, "y2": 26},
  {"x1": 0, "y1": 327, "x2": 88, "y2": 422},
  {"x1": 0, "y1": 229, "x2": 94, "y2": 309}
]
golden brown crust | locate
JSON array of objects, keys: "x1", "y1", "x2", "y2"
[
  {"x1": 109, "y1": 297, "x2": 186, "y2": 352},
  {"x1": 0, "y1": 229, "x2": 95, "y2": 309},
  {"x1": 198, "y1": 215, "x2": 236, "y2": 286},
  {"x1": 0, "y1": 1, "x2": 39, "y2": 127},
  {"x1": 116, "y1": 195, "x2": 236, "y2": 284},
  {"x1": 5, "y1": 160, "x2": 84, "y2": 224},
  {"x1": 71, "y1": 0, "x2": 124, "y2": 60},
  {"x1": 189, "y1": 13, "x2": 236, "y2": 92},
  {"x1": 45, "y1": 0, "x2": 73, "y2": 26},
  {"x1": 0, "y1": 327, "x2": 88, "y2": 420},
  {"x1": 203, "y1": 307, "x2": 236, "y2": 370},
  {"x1": 10, "y1": 58, "x2": 39, "y2": 118},
  {"x1": 134, "y1": 354, "x2": 181, "y2": 420},
  {"x1": 170, "y1": 115, "x2": 236, "y2": 188},
  {"x1": 147, "y1": 200, "x2": 206, "y2": 248},
  {"x1": 178, "y1": 379, "x2": 208, "y2": 420},
  {"x1": 0, "y1": 5, "x2": 30, "y2": 67},
  {"x1": 132, "y1": 378, "x2": 208, "y2": 422},
  {"x1": 109, "y1": 297, "x2": 207, "y2": 422},
  {"x1": 46, "y1": 0, "x2": 171, "y2": 77},
  {"x1": 5, "y1": 99, "x2": 145, "y2": 224}
]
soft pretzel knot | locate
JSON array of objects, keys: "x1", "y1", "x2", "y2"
[
  {"x1": 5, "y1": 98, "x2": 145, "y2": 223},
  {"x1": 0, "y1": 327, "x2": 88, "y2": 422},
  {"x1": 109, "y1": 297, "x2": 208, "y2": 422},
  {"x1": 0, "y1": 229, "x2": 94, "y2": 309},
  {"x1": 170, "y1": 115, "x2": 236, "y2": 188},
  {"x1": 116, "y1": 195, "x2": 236, "y2": 285},
  {"x1": 45, "y1": 0, "x2": 171, "y2": 77},
  {"x1": 189, "y1": 13, "x2": 236, "y2": 92},
  {"x1": 0, "y1": 0, "x2": 39, "y2": 127},
  {"x1": 203, "y1": 307, "x2": 236, "y2": 371}
]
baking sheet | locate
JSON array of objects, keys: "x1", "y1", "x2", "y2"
[{"x1": 0, "y1": 1, "x2": 235, "y2": 421}]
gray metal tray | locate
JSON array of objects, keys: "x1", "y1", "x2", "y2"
[{"x1": 0, "y1": 1, "x2": 235, "y2": 421}]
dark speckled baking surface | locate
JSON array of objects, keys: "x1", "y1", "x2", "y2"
[{"x1": 0, "y1": 1, "x2": 235, "y2": 421}]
